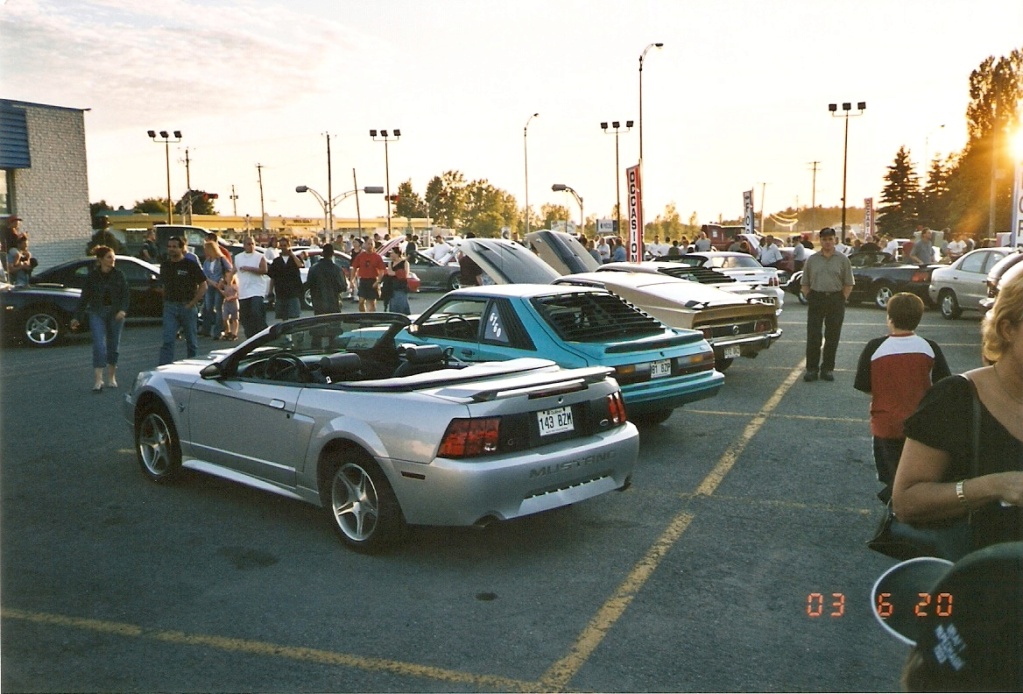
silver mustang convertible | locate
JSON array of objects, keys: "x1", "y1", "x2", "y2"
[{"x1": 124, "y1": 313, "x2": 639, "y2": 553}]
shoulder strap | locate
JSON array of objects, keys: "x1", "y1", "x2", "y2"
[{"x1": 960, "y1": 374, "x2": 982, "y2": 477}]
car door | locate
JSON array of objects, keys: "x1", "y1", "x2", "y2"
[{"x1": 186, "y1": 376, "x2": 311, "y2": 487}]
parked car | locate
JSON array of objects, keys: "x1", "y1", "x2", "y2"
[
  {"x1": 397, "y1": 284, "x2": 723, "y2": 426},
  {"x1": 1, "y1": 281, "x2": 82, "y2": 347},
  {"x1": 671, "y1": 251, "x2": 784, "y2": 312},
  {"x1": 979, "y1": 249, "x2": 1023, "y2": 313},
  {"x1": 32, "y1": 255, "x2": 164, "y2": 318},
  {"x1": 928, "y1": 247, "x2": 1012, "y2": 319},
  {"x1": 519, "y1": 231, "x2": 780, "y2": 369},
  {"x1": 847, "y1": 251, "x2": 939, "y2": 309},
  {"x1": 125, "y1": 313, "x2": 639, "y2": 553}
]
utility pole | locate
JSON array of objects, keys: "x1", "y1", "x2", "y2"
[
  {"x1": 256, "y1": 163, "x2": 266, "y2": 233},
  {"x1": 182, "y1": 148, "x2": 193, "y2": 225},
  {"x1": 353, "y1": 168, "x2": 363, "y2": 235},
  {"x1": 758, "y1": 181, "x2": 768, "y2": 234},
  {"x1": 808, "y1": 161, "x2": 821, "y2": 231},
  {"x1": 229, "y1": 185, "x2": 238, "y2": 216},
  {"x1": 325, "y1": 133, "x2": 334, "y2": 235}
]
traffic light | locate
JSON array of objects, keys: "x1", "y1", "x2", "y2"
[
  {"x1": 388, "y1": 194, "x2": 399, "y2": 204},
  {"x1": 208, "y1": 193, "x2": 219, "y2": 200}
]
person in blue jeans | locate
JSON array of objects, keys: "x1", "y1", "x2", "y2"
[
  {"x1": 201, "y1": 239, "x2": 232, "y2": 339},
  {"x1": 69, "y1": 245, "x2": 129, "y2": 392},
  {"x1": 159, "y1": 236, "x2": 207, "y2": 365}
]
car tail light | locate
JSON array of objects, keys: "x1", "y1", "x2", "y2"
[
  {"x1": 701, "y1": 327, "x2": 713, "y2": 340},
  {"x1": 768, "y1": 276, "x2": 779, "y2": 287},
  {"x1": 678, "y1": 349, "x2": 716, "y2": 374},
  {"x1": 606, "y1": 391, "x2": 628, "y2": 426},
  {"x1": 755, "y1": 319, "x2": 774, "y2": 333},
  {"x1": 911, "y1": 270, "x2": 931, "y2": 283},
  {"x1": 438, "y1": 418, "x2": 501, "y2": 458}
]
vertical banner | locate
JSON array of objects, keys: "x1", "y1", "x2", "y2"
[
  {"x1": 864, "y1": 197, "x2": 875, "y2": 239},
  {"x1": 627, "y1": 165, "x2": 644, "y2": 263},
  {"x1": 1012, "y1": 157, "x2": 1023, "y2": 248},
  {"x1": 743, "y1": 189, "x2": 755, "y2": 235}
]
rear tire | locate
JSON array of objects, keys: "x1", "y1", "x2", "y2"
[
  {"x1": 939, "y1": 289, "x2": 962, "y2": 320},
  {"x1": 715, "y1": 357, "x2": 734, "y2": 372},
  {"x1": 136, "y1": 402, "x2": 182, "y2": 482},
  {"x1": 324, "y1": 453, "x2": 406, "y2": 553},
  {"x1": 447, "y1": 274, "x2": 461, "y2": 291}
]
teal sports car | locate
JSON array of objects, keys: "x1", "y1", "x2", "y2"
[{"x1": 398, "y1": 281, "x2": 723, "y2": 426}]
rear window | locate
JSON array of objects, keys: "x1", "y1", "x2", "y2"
[
  {"x1": 532, "y1": 292, "x2": 664, "y2": 342},
  {"x1": 655, "y1": 265, "x2": 736, "y2": 284}
]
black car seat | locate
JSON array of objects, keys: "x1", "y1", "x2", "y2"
[
  {"x1": 392, "y1": 344, "x2": 447, "y2": 378},
  {"x1": 319, "y1": 353, "x2": 362, "y2": 382}
]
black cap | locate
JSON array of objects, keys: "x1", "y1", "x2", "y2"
[{"x1": 872, "y1": 542, "x2": 1023, "y2": 688}]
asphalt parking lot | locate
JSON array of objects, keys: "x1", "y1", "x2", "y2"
[{"x1": 0, "y1": 293, "x2": 987, "y2": 692}]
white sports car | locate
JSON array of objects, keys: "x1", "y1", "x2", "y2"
[{"x1": 124, "y1": 313, "x2": 639, "y2": 553}]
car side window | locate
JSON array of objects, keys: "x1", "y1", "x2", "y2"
[
  {"x1": 73, "y1": 265, "x2": 90, "y2": 281},
  {"x1": 960, "y1": 252, "x2": 986, "y2": 274},
  {"x1": 482, "y1": 302, "x2": 509, "y2": 345},
  {"x1": 414, "y1": 298, "x2": 486, "y2": 342}
]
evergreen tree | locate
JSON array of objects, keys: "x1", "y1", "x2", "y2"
[
  {"x1": 877, "y1": 146, "x2": 920, "y2": 237},
  {"x1": 918, "y1": 155, "x2": 955, "y2": 230}
]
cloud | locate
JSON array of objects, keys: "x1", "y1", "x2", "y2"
[{"x1": 1, "y1": 0, "x2": 362, "y2": 131}]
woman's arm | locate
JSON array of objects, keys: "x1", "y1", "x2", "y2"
[{"x1": 894, "y1": 438, "x2": 1023, "y2": 522}]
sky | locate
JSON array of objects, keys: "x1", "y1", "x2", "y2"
[{"x1": 2, "y1": 0, "x2": 1022, "y2": 230}]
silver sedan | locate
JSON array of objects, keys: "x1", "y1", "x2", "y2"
[{"x1": 124, "y1": 313, "x2": 639, "y2": 553}]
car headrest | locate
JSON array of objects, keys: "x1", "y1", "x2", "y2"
[
  {"x1": 399, "y1": 343, "x2": 445, "y2": 364},
  {"x1": 319, "y1": 352, "x2": 361, "y2": 374}
]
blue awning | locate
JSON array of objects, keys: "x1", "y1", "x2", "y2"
[{"x1": 0, "y1": 103, "x2": 31, "y2": 169}]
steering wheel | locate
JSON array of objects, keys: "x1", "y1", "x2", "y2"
[
  {"x1": 266, "y1": 353, "x2": 308, "y2": 382},
  {"x1": 442, "y1": 315, "x2": 472, "y2": 339}
]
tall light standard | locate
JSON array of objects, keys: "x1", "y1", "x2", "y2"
[
  {"x1": 638, "y1": 43, "x2": 663, "y2": 163},
  {"x1": 297, "y1": 185, "x2": 384, "y2": 231},
  {"x1": 147, "y1": 129, "x2": 182, "y2": 224},
  {"x1": 524, "y1": 113, "x2": 539, "y2": 235},
  {"x1": 369, "y1": 129, "x2": 400, "y2": 236},
  {"x1": 551, "y1": 184, "x2": 584, "y2": 230},
  {"x1": 828, "y1": 101, "x2": 866, "y2": 242},
  {"x1": 602, "y1": 120, "x2": 633, "y2": 235}
]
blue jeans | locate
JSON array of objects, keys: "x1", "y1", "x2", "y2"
[
  {"x1": 275, "y1": 296, "x2": 301, "y2": 322},
  {"x1": 386, "y1": 290, "x2": 410, "y2": 315},
  {"x1": 88, "y1": 307, "x2": 124, "y2": 368},
  {"x1": 202, "y1": 286, "x2": 224, "y2": 337},
  {"x1": 160, "y1": 301, "x2": 199, "y2": 365}
]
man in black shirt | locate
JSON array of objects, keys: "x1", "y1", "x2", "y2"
[
  {"x1": 267, "y1": 236, "x2": 305, "y2": 322},
  {"x1": 159, "y1": 236, "x2": 208, "y2": 365}
]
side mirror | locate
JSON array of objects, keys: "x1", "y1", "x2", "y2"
[{"x1": 200, "y1": 363, "x2": 223, "y2": 380}]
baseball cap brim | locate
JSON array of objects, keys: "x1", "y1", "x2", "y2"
[{"x1": 871, "y1": 556, "x2": 953, "y2": 645}]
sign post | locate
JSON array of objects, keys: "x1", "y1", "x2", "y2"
[
  {"x1": 627, "y1": 165, "x2": 644, "y2": 262},
  {"x1": 743, "y1": 189, "x2": 755, "y2": 235}
]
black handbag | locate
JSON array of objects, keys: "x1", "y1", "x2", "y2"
[{"x1": 867, "y1": 376, "x2": 981, "y2": 562}]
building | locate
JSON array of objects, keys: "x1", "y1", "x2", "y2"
[{"x1": 0, "y1": 98, "x2": 91, "y2": 270}]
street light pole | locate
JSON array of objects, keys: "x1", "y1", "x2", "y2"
[
  {"x1": 296, "y1": 185, "x2": 385, "y2": 229},
  {"x1": 147, "y1": 129, "x2": 182, "y2": 225},
  {"x1": 638, "y1": 43, "x2": 662, "y2": 163},
  {"x1": 602, "y1": 121, "x2": 633, "y2": 235},
  {"x1": 370, "y1": 129, "x2": 400, "y2": 237},
  {"x1": 552, "y1": 184, "x2": 584, "y2": 229},
  {"x1": 828, "y1": 101, "x2": 866, "y2": 243},
  {"x1": 524, "y1": 113, "x2": 539, "y2": 235}
]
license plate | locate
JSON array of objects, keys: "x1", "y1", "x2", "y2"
[
  {"x1": 538, "y1": 406, "x2": 574, "y2": 436},
  {"x1": 650, "y1": 359, "x2": 672, "y2": 378},
  {"x1": 724, "y1": 346, "x2": 742, "y2": 359}
]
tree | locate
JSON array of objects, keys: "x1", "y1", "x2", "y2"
[
  {"x1": 393, "y1": 180, "x2": 423, "y2": 219},
  {"x1": 90, "y1": 200, "x2": 114, "y2": 230},
  {"x1": 918, "y1": 155, "x2": 956, "y2": 229},
  {"x1": 134, "y1": 198, "x2": 168, "y2": 215},
  {"x1": 174, "y1": 190, "x2": 218, "y2": 217},
  {"x1": 647, "y1": 201, "x2": 684, "y2": 241},
  {"x1": 943, "y1": 49, "x2": 1023, "y2": 237},
  {"x1": 539, "y1": 203, "x2": 572, "y2": 231},
  {"x1": 877, "y1": 146, "x2": 920, "y2": 237}
]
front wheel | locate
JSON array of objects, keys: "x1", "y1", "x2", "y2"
[
  {"x1": 447, "y1": 274, "x2": 461, "y2": 291},
  {"x1": 302, "y1": 288, "x2": 313, "y2": 311},
  {"x1": 22, "y1": 308, "x2": 66, "y2": 347},
  {"x1": 714, "y1": 357, "x2": 734, "y2": 372},
  {"x1": 939, "y1": 290, "x2": 962, "y2": 320},
  {"x1": 873, "y1": 283, "x2": 895, "y2": 309},
  {"x1": 136, "y1": 403, "x2": 182, "y2": 482},
  {"x1": 325, "y1": 455, "x2": 406, "y2": 553}
]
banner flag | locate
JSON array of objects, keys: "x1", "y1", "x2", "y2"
[
  {"x1": 1012, "y1": 158, "x2": 1022, "y2": 248},
  {"x1": 864, "y1": 197, "x2": 875, "y2": 239},
  {"x1": 743, "y1": 190, "x2": 755, "y2": 235},
  {"x1": 627, "y1": 165, "x2": 644, "y2": 262}
]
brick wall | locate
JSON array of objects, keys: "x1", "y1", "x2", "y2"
[{"x1": 12, "y1": 103, "x2": 91, "y2": 271}]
